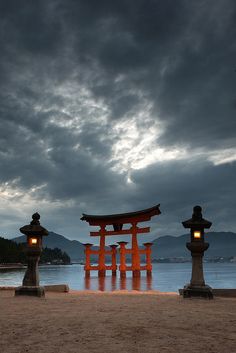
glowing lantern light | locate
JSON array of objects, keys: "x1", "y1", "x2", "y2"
[
  {"x1": 30, "y1": 237, "x2": 38, "y2": 245},
  {"x1": 193, "y1": 231, "x2": 201, "y2": 239}
]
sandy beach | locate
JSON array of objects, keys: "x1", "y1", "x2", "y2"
[{"x1": 0, "y1": 290, "x2": 235, "y2": 353}]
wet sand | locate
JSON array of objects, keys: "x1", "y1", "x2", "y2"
[{"x1": 0, "y1": 290, "x2": 235, "y2": 353}]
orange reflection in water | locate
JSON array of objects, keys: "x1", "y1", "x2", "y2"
[{"x1": 84, "y1": 275, "x2": 152, "y2": 291}]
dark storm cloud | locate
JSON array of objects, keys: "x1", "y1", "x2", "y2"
[
  {"x1": 52, "y1": 0, "x2": 236, "y2": 149},
  {"x1": 0, "y1": 0, "x2": 235, "y2": 238},
  {"x1": 130, "y1": 159, "x2": 236, "y2": 226}
]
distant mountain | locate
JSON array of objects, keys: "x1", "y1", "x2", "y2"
[
  {"x1": 151, "y1": 232, "x2": 236, "y2": 258},
  {"x1": 12, "y1": 231, "x2": 236, "y2": 261},
  {"x1": 152, "y1": 234, "x2": 189, "y2": 258},
  {"x1": 13, "y1": 232, "x2": 85, "y2": 262}
]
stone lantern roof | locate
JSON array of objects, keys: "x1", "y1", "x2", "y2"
[
  {"x1": 182, "y1": 205, "x2": 212, "y2": 229},
  {"x1": 20, "y1": 212, "x2": 49, "y2": 237}
]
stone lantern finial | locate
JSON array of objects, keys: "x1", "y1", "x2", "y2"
[
  {"x1": 31, "y1": 212, "x2": 40, "y2": 225},
  {"x1": 192, "y1": 206, "x2": 202, "y2": 220}
]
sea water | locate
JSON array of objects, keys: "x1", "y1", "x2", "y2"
[{"x1": 1, "y1": 263, "x2": 236, "y2": 292}]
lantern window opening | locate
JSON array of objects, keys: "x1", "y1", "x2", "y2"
[
  {"x1": 193, "y1": 231, "x2": 201, "y2": 239},
  {"x1": 30, "y1": 237, "x2": 38, "y2": 245}
]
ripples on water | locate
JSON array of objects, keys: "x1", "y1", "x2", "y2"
[{"x1": 1, "y1": 263, "x2": 236, "y2": 292}]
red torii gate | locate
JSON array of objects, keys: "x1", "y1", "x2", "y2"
[{"x1": 81, "y1": 204, "x2": 161, "y2": 278}]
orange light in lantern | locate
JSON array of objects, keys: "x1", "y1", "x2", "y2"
[
  {"x1": 30, "y1": 237, "x2": 38, "y2": 245},
  {"x1": 193, "y1": 231, "x2": 201, "y2": 239}
]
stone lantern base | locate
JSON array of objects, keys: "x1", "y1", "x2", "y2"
[
  {"x1": 181, "y1": 284, "x2": 213, "y2": 299},
  {"x1": 15, "y1": 286, "x2": 45, "y2": 297}
]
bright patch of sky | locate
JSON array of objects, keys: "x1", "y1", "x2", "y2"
[
  {"x1": 111, "y1": 116, "x2": 187, "y2": 172},
  {"x1": 208, "y1": 148, "x2": 236, "y2": 166}
]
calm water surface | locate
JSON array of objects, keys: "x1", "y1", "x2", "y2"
[{"x1": 1, "y1": 263, "x2": 236, "y2": 292}]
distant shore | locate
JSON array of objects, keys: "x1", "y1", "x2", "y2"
[
  {"x1": 0, "y1": 263, "x2": 72, "y2": 270},
  {"x1": 0, "y1": 263, "x2": 26, "y2": 270},
  {"x1": 0, "y1": 290, "x2": 236, "y2": 353}
]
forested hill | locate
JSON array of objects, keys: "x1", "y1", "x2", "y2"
[
  {"x1": 13, "y1": 232, "x2": 84, "y2": 261},
  {"x1": 0, "y1": 237, "x2": 71, "y2": 264}
]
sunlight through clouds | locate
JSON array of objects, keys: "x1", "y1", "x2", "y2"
[
  {"x1": 208, "y1": 149, "x2": 236, "y2": 166},
  {"x1": 111, "y1": 114, "x2": 186, "y2": 173}
]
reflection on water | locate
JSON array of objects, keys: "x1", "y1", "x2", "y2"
[
  {"x1": 1, "y1": 263, "x2": 236, "y2": 292},
  {"x1": 84, "y1": 275, "x2": 153, "y2": 291}
]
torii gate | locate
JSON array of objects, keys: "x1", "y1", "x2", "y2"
[{"x1": 81, "y1": 204, "x2": 161, "y2": 278}]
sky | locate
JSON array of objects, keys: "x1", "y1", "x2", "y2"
[{"x1": 0, "y1": 0, "x2": 235, "y2": 244}]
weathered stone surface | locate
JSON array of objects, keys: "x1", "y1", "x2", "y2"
[
  {"x1": 22, "y1": 250, "x2": 41, "y2": 286},
  {"x1": 212, "y1": 289, "x2": 236, "y2": 297},
  {"x1": 2, "y1": 284, "x2": 69, "y2": 293},
  {"x1": 44, "y1": 284, "x2": 69, "y2": 292},
  {"x1": 179, "y1": 288, "x2": 236, "y2": 298},
  {"x1": 182, "y1": 284, "x2": 213, "y2": 299},
  {"x1": 15, "y1": 286, "x2": 45, "y2": 297}
]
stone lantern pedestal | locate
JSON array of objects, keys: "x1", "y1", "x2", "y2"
[
  {"x1": 15, "y1": 247, "x2": 45, "y2": 297},
  {"x1": 183, "y1": 242, "x2": 213, "y2": 299}
]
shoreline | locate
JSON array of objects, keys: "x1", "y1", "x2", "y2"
[
  {"x1": 0, "y1": 265, "x2": 26, "y2": 270},
  {"x1": 0, "y1": 286, "x2": 178, "y2": 295},
  {"x1": 2, "y1": 285, "x2": 236, "y2": 297}
]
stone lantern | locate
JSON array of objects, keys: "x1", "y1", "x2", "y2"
[
  {"x1": 182, "y1": 205, "x2": 213, "y2": 299},
  {"x1": 15, "y1": 213, "x2": 48, "y2": 297}
]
